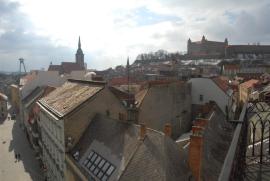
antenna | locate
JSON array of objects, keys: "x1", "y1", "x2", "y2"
[{"x1": 19, "y1": 58, "x2": 27, "y2": 74}]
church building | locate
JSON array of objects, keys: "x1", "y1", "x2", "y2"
[{"x1": 48, "y1": 37, "x2": 86, "y2": 74}]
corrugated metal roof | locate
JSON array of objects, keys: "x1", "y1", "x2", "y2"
[{"x1": 39, "y1": 80, "x2": 104, "y2": 117}]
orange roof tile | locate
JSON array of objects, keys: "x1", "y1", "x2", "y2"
[
  {"x1": 212, "y1": 76, "x2": 231, "y2": 94},
  {"x1": 223, "y1": 64, "x2": 240, "y2": 70},
  {"x1": 240, "y1": 79, "x2": 259, "y2": 89}
]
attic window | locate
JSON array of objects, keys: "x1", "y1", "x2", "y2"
[{"x1": 83, "y1": 150, "x2": 115, "y2": 181}]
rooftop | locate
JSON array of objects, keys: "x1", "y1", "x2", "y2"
[
  {"x1": 39, "y1": 79, "x2": 105, "y2": 117},
  {"x1": 240, "y1": 79, "x2": 259, "y2": 89},
  {"x1": 212, "y1": 76, "x2": 233, "y2": 95},
  {"x1": 0, "y1": 92, "x2": 8, "y2": 101},
  {"x1": 70, "y1": 114, "x2": 190, "y2": 181}
]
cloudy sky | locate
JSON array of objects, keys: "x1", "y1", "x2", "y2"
[{"x1": 0, "y1": 0, "x2": 270, "y2": 72}]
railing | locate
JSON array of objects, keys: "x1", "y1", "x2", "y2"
[
  {"x1": 219, "y1": 100, "x2": 270, "y2": 181},
  {"x1": 218, "y1": 103, "x2": 248, "y2": 181}
]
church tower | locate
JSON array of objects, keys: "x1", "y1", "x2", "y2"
[{"x1": 76, "y1": 36, "x2": 85, "y2": 68}]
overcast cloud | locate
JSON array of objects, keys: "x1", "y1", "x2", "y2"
[{"x1": 0, "y1": 0, "x2": 270, "y2": 72}]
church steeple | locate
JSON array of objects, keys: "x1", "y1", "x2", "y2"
[
  {"x1": 78, "y1": 36, "x2": 81, "y2": 49},
  {"x1": 76, "y1": 36, "x2": 85, "y2": 69}
]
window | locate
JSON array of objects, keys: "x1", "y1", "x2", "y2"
[
  {"x1": 199, "y1": 94, "x2": 203, "y2": 102},
  {"x1": 83, "y1": 150, "x2": 115, "y2": 181}
]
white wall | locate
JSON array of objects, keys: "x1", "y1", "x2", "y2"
[
  {"x1": 21, "y1": 70, "x2": 88, "y2": 99},
  {"x1": 21, "y1": 71, "x2": 66, "y2": 99},
  {"x1": 21, "y1": 71, "x2": 66, "y2": 98},
  {"x1": 188, "y1": 78, "x2": 231, "y2": 114}
]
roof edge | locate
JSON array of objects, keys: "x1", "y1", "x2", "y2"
[{"x1": 68, "y1": 79, "x2": 107, "y2": 85}]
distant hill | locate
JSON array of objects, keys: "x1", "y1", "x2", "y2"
[{"x1": 133, "y1": 49, "x2": 186, "y2": 65}]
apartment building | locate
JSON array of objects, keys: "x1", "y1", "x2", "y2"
[{"x1": 37, "y1": 79, "x2": 127, "y2": 181}]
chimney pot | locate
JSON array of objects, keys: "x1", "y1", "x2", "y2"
[
  {"x1": 164, "y1": 123, "x2": 172, "y2": 137},
  {"x1": 139, "y1": 124, "x2": 146, "y2": 140}
]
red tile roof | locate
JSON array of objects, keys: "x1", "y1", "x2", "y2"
[
  {"x1": 240, "y1": 79, "x2": 259, "y2": 89},
  {"x1": 212, "y1": 76, "x2": 231, "y2": 93},
  {"x1": 48, "y1": 62, "x2": 84, "y2": 74},
  {"x1": 109, "y1": 77, "x2": 136, "y2": 86},
  {"x1": 20, "y1": 72, "x2": 37, "y2": 85},
  {"x1": 223, "y1": 64, "x2": 240, "y2": 70},
  {"x1": 48, "y1": 65, "x2": 62, "y2": 71},
  {"x1": 61, "y1": 62, "x2": 84, "y2": 74}
]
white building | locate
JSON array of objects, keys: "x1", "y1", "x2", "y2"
[{"x1": 188, "y1": 77, "x2": 234, "y2": 116}]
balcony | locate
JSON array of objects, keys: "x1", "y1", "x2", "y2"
[{"x1": 219, "y1": 101, "x2": 270, "y2": 181}]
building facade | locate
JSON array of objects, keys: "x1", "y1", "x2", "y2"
[
  {"x1": 135, "y1": 80, "x2": 192, "y2": 139},
  {"x1": 239, "y1": 79, "x2": 259, "y2": 106},
  {"x1": 0, "y1": 93, "x2": 8, "y2": 119},
  {"x1": 37, "y1": 79, "x2": 128, "y2": 181},
  {"x1": 10, "y1": 84, "x2": 20, "y2": 114}
]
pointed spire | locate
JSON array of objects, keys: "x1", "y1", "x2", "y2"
[
  {"x1": 127, "y1": 56, "x2": 131, "y2": 109},
  {"x1": 78, "y1": 36, "x2": 81, "y2": 49},
  {"x1": 127, "y1": 56, "x2": 130, "y2": 67},
  {"x1": 202, "y1": 35, "x2": 206, "y2": 41}
]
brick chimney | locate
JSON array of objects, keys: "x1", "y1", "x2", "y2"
[
  {"x1": 164, "y1": 123, "x2": 172, "y2": 137},
  {"x1": 189, "y1": 127, "x2": 204, "y2": 181},
  {"x1": 139, "y1": 124, "x2": 146, "y2": 140},
  {"x1": 194, "y1": 118, "x2": 208, "y2": 128}
]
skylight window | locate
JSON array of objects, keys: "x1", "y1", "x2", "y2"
[{"x1": 83, "y1": 150, "x2": 115, "y2": 181}]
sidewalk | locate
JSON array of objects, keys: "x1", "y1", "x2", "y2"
[{"x1": 0, "y1": 113, "x2": 44, "y2": 181}]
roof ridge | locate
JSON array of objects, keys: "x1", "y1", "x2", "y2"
[
  {"x1": 117, "y1": 135, "x2": 143, "y2": 180},
  {"x1": 136, "y1": 87, "x2": 149, "y2": 108}
]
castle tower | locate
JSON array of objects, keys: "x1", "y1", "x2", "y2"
[
  {"x1": 187, "y1": 38, "x2": 192, "y2": 54},
  {"x1": 224, "y1": 38, "x2": 228, "y2": 46},
  {"x1": 76, "y1": 36, "x2": 85, "y2": 68},
  {"x1": 202, "y1": 35, "x2": 206, "y2": 42}
]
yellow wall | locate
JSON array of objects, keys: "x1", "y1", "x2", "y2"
[{"x1": 64, "y1": 87, "x2": 128, "y2": 150}]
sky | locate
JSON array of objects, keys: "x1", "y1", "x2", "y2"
[{"x1": 0, "y1": 0, "x2": 270, "y2": 72}]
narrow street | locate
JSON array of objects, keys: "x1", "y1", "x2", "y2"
[{"x1": 0, "y1": 108, "x2": 44, "y2": 181}]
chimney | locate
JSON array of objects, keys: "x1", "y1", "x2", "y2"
[
  {"x1": 194, "y1": 118, "x2": 208, "y2": 128},
  {"x1": 139, "y1": 124, "x2": 146, "y2": 140},
  {"x1": 164, "y1": 123, "x2": 172, "y2": 137},
  {"x1": 189, "y1": 128, "x2": 203, "y2": 181}
]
